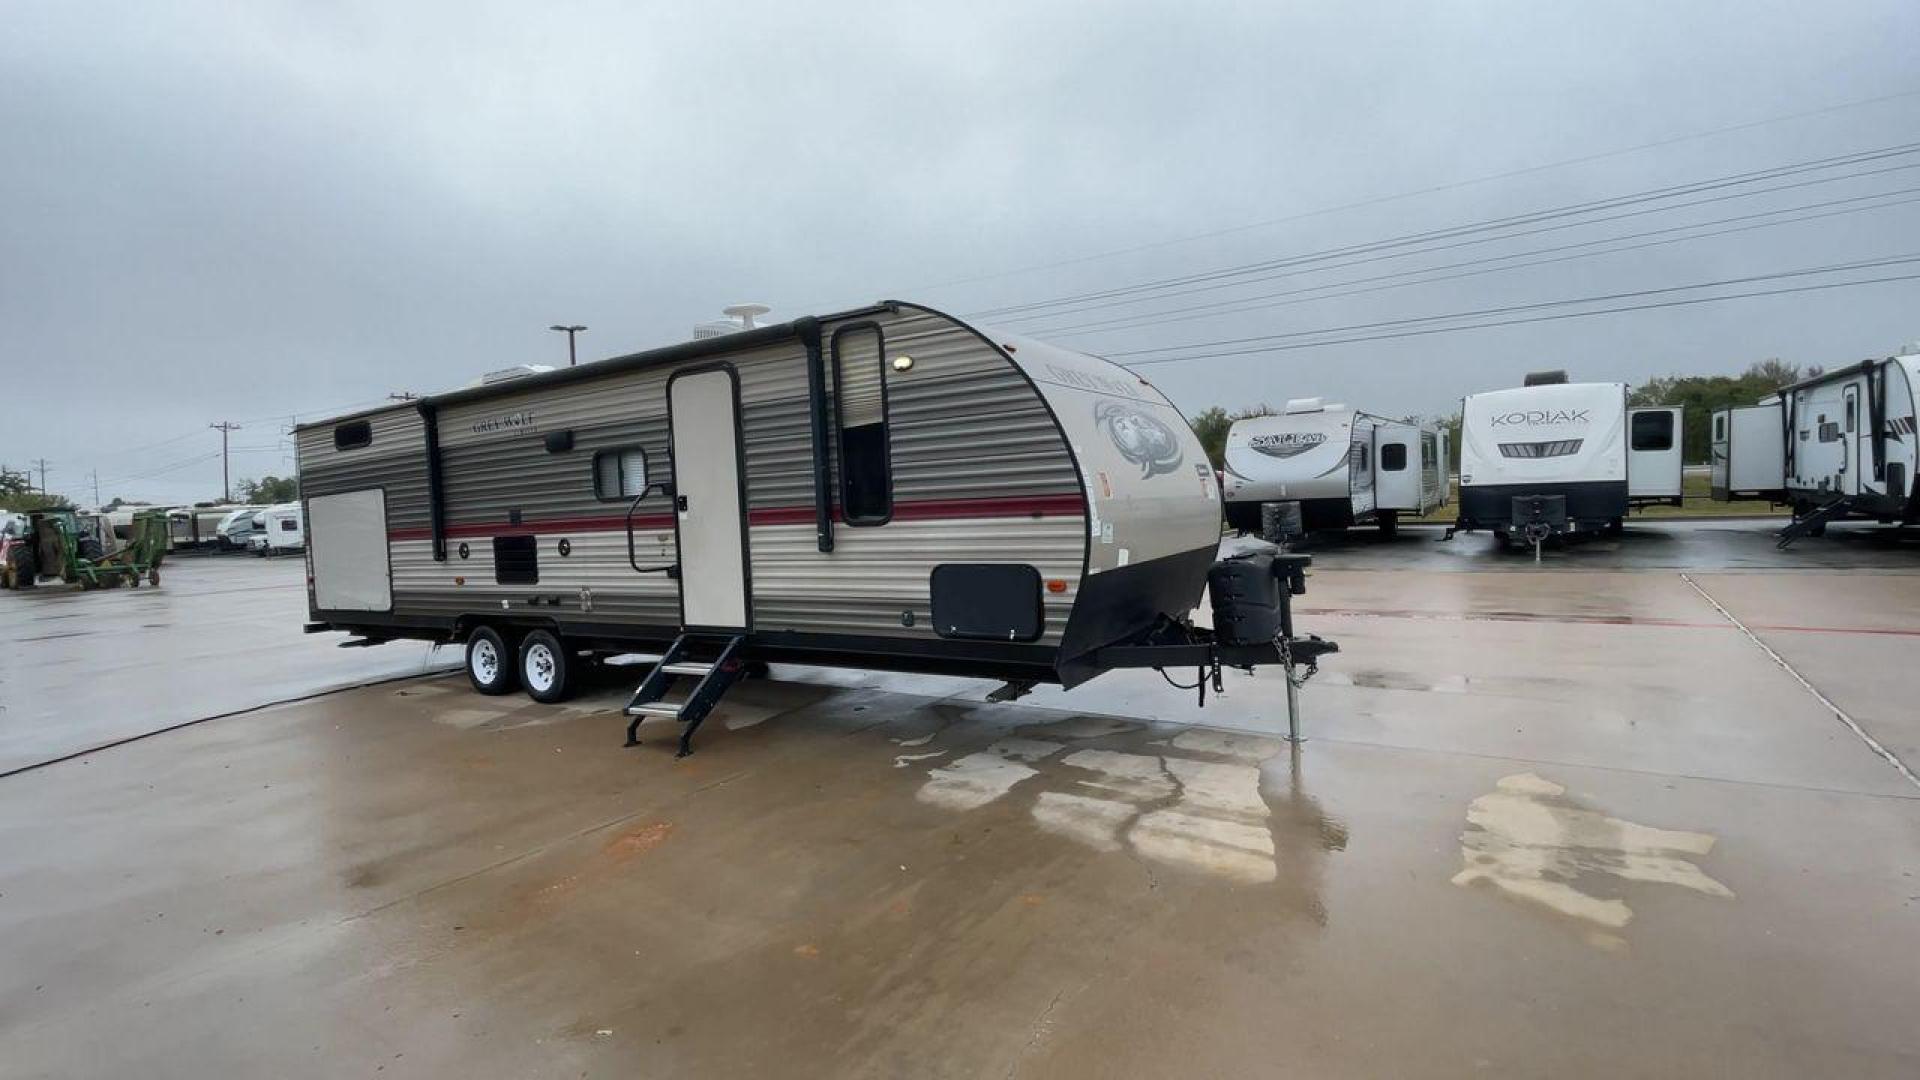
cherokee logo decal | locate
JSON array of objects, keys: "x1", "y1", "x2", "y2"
[
  {"x1": 1096, "y1": 400, "x2": 1184, "y2": 478},
  {"x1": 1247, "y1": 431, "x2": 1327, "y2": 459}
]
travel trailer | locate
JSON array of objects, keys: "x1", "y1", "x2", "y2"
[
  {"x1": 167, "y1": 505, "x2": 244, "y2": 551},
  {"x1": 1455, "y1": 373, "x2": 1682, "y2": 544},
  {"x1": 215, "y1": 507, "x2": 265, "y2": 550},
  {"x1": 1713, "y1": 354, "x2": 1920, "y2": 538},
  {"x1": 1222, "y1": 399, "x2": 1448, "y2": 537},
  {"x1": 252, "y1": 503, "x2": 304, "y2": 554},
  {"x1": 295, "y1": 301, "x2": 1338, "y2": 755}
]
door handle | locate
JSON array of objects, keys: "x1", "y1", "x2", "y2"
[{"x1": 676, "y1": 495, "x2": 689, "y2": 512}]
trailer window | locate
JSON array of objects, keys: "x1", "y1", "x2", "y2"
[
  {"x1": 1381, "y1": 443, "x2": 1407, "y2": 471},
  {"x1": 592, "y1": 447, "x2": 649, "y2": 501},
  {"x1": 1845, "y1": 399, "x2": 1856, "y2": 433},
  {"x1": 832, "y1": 324, "x2": 892, "y2": 524},
  {"x1": 1631, "y1": 410, "x2": 1674, "y2": 451},
  {"x1": 1713, "y1": 414, "x2": 1726, "y2": 442},
  {"x1": 334, "y1": 421, "x2": 372, "y2": 451}
]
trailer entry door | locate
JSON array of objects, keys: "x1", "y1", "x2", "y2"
[{"x1": 669, "y1": 367, "x2": 750, "y2": 630}]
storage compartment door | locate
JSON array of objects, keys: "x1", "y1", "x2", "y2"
[
  {"x1": 1627, "y1": 407, "x2": 1682, "y2": 499},
  {"x1": 309, "y1": 489, "x2": 392, "y2": 612}
]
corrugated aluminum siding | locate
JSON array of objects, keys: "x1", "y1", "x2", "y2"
[{"x1": 305, "y1": 307, "x2": 1086, "y2": 643}]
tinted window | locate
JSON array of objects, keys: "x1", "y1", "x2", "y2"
[
  {"x1": 593, "y1": 447, "x2": 648, "y2": 501},
  {"x1": 1381, "y1": 443, "x2": 1407, "y2": 471},
  {"x1": 1713, "y1": 415, "x2": 1726, "y2": 441},
  {"x1": 334, "y1": 421, "x2": 372, "y2": 450},
  {"x1": 279, "y1": 518, "x2": 297, "y2": 532},
  {"x1": 832, "y1": 324, "x2": 892, "y2": 523},
  {"x1": 1631, "y1": 410, "x2": 1674, "y2": 451}
]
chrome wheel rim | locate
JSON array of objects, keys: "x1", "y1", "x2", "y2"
[
  {"x1": 472, "y1": 638, "x2": 499, "y2": 684},
  {"x1": 525, "y1": 642, "x2": 556, "y2": 694}
]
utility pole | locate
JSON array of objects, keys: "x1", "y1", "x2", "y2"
[
  {"x1": 549, "y1": 324, "x2": 587, "y2": 367},
  {"x1": 31, "y1": 458, "x2": 50, "y2": 494},
  {"x1": 91, "y1": 470, "x2": 100, "y2": 508},
  {"x1": 209, "y1": 422, "x2": 241, "y2": 502},
  {"x1": 387, "y1": 392, "x2": 418, "y2": 402}
]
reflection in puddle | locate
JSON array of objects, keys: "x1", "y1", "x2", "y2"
[
  {"x1": 914, "y1": 723, "x2": 1347, "y2": 887},
  {"x1": 1452, "y1": 773, "x2": 1733, "y2": 948}
]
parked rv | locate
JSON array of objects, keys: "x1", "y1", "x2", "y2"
[
  {"x1": 295, "y1": 301, "x2": 1337, "y2": 755},
  {"x1": 1712, "y1": 354, "x2": 1920, "y2": 538},
  {"x1": 252, "y1": 503, "x2": 304, "y2": 555},
  {"x1": 215, "y1": 507, "x2": 265, "y2": 550},
  {"x1": 1222, "y1": 399, "x2": 1448, "y2": 538},
  {"x1": 1455, "y1": 372, "x2": 1682, "y2": 544},
  {"x1": 168, "y1": 505, "x2": 244, "y2": 551}
]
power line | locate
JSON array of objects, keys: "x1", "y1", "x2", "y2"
[
  {"x1": 1111, "y1": 253, "x2": 1920, "y2": 358},
  {"x1": 970, "y1": 142, "x2": 1920, "y2": 321},
  {"x1": 1117, "y1": 269, "x2": 1920, "y2": 368},
  {"x1": 884, "y1": 86, "x2": 1920, "y2": 299},
  {"x1": 1029, "y1": 186, "x2": 1920, "y2": 338}
]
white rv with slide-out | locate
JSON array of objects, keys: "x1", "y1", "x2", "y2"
[
  {"x1": 294, "y1": 301, "x2": 1339, "y2": 757},
  {"x1": 1712, "y1": 353, "x2": 1920, "y2": 538},
  {"x1": 1455, "y1": 372, "x2": 1682, "y2": 544},
  {"x1": 1222, "y1": 399, "x2": 1448, "y2": 537}
]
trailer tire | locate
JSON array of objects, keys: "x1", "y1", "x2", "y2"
[
  {"x1": 466, "y1": 626, "x2": 519, "y2": 696},
  {"x1": 518, "y1": 629, "x2": 575, "y2": 704},
  {"x1": 1605, "y1": 518, "x2": 1624, "y2": 536},
  {"x1": 1377, "y1": 511, "x2": 1399, "y2": 539}
]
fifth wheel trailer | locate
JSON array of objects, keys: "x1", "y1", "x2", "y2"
[
  {"x1": 1455, "y1": 373, "x2": 1682, "y2": 543},
  {"x1": 1714, "y1": 354, "x2": 1920, "y2": 536},
  {"x1": 296, "y1": 301, "x2": 1338, "y2": 755},
  {"x1": 1222, "y1": 399, "x2": 1448, "y2": 537}
]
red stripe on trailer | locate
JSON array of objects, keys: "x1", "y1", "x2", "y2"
[{"x1": 386, "y1": 493, "x2": 1085, "y2": 542}]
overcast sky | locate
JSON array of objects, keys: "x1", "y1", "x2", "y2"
[{"x1": 4, "y1": 1, "x2": 1917, "y2": 504}]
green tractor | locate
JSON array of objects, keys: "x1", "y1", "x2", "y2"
[{"x1": 1, "y1": 508, "x2": 168, "y2": 590}]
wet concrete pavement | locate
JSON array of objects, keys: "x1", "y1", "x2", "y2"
[
  {"x1": 0, "y1": 557, "x2": 454, "y2": 774},
  {"x1": 2, "y1": 523, "x2": 1917, "y2": 1077}
]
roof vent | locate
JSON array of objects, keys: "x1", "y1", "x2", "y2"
[
  {"x1": 474, "y1": 364, "x2": 555, "y2": 387},
  {"x1": 693, "y1": 303, "x2": 772, "y2": 340},
  {"x1": 1283, "y1": 397, "x2": 1325, "y2": 414},
  {"x1": 1523, "y1": 369, "x2": 1569, "y2": 386}
]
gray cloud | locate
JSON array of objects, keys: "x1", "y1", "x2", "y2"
[{"x1": 3, "y1": 0, "x2": 1916, "y2": 502}]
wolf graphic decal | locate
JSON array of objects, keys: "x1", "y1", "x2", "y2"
[{"x1": 1096, "y1": 400, "x2": 1184, "y2": 478}]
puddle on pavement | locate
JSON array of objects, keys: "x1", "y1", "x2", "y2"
[{"x1": 1452, "y1": 772, "x2": 1733, "y2": 949}]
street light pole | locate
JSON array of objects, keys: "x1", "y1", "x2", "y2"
[{"x1": 549, "y1": 324, "x2": 586, "y2": 367}]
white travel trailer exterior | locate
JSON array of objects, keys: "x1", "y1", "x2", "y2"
[
  {"x1": 1713, "y1": 355, "x2": 1920, "y2": 534},
  {"x1": 1456, "y1": 374, "x2": 1682, "y2": 541},
  {"x1": 295, "y1": 301, "x2": 1337, "y2": 755},
  {"x1": 1222, "y1": 399, "x2": 1447, "y2": 536},
  {"x1": 253, "y1": 503, "x2": 304, "y2": 554}
]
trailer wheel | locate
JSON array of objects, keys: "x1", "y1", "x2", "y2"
[
  {"x1": 518, "y1": 629, "x2": 575, "y2": 704},
  {"x1": 466, "y1": 626, "x2": 520, "y2": 696},
  {"x1": 1377, "y1": 511, "x2": 1399, "y2": 539}
]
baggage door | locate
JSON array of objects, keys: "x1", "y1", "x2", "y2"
[{"x1": 668, "y1": 366, "x2": 750, "y2": 630}]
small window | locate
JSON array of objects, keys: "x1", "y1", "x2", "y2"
[
  {"x1": 593, "y1": 447, "x2": 649, "y2": 501},
  {"x1": 279, "y1": 518, "x2": 298, "y2": 532},
  {"x1": 1631, "y1": 410, "x2": 1674, "y2": 451},
  {"x1": 832, "y1": 324, "x2": 892, "y2": 524},
  {"x1": 334, "y1": 421, "x2": 372, "y2": 450},
  {"x1": 1845, "y1": 398, "x2": 1856, "y2": 433},
  {"x1": 1713, "y1": 415, "x2": 1726, "y2": 441},
  {"x1": 1381, "y1": 443, "x2": 1407, "y2": 471}
]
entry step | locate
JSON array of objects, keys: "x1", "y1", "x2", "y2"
[
  {"x1": 661, "y1": 662, "x2": 713, "y2": 676},
  {"x1": 626, "y1": 702, "x2": 684, "y2": 718}
]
